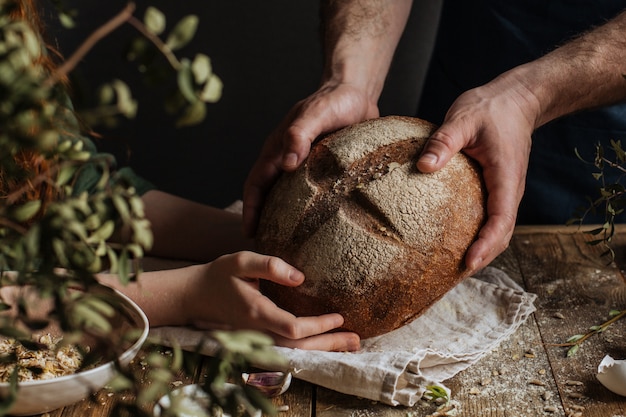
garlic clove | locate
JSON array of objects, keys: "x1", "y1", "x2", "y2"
[
  {"x1": 242, "y1": 371, "x2": 292, "y2": 397},
  {"x1": 597, "y1": 355, "x2": 626, "y2": 396}
]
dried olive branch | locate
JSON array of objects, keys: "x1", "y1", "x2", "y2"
[
  {"x1": 548, "y1": 309, "x2": 626, "y2": 356},
  {"x1": 56, "y1": 2, "x2": 217, "y2": 128},
  {"x1": 1, "y1": 174, "x2": 57, "y2": 206},
  {"x1": 0, "y1": 3, "x2": 266, "y2": 416},
  {"x1": 126, "y1": 14, "x2": 181, "y2": 70},
  {"x1": 569, "y1": 140, "x2": 626, "y2": 260},
  {"x1": 2, "y1": 161, "x2": 64, "y2": 206},
  {"x1": 0, "y1": 218, "x2": 27, "y2": 235},
  {"x1": 47, "y1": 2, "x2": 187, "y2": 85},
  {"x1": 46, "y1": 2, "x2": 136, "y2": 87},
  {"x1": 600, "y1": 155, "x2": 626, "y2": 174}
]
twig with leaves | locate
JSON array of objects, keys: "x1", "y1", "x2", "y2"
[
  {"x1": 45, "y1": 3, "x2": 136, "y2": 87},
  {"x1": 569, "y1": 139, "x2": 626, "y2": 260},
  {"x1": 105, "y1": 331, "x2": 285, "y2": 417},
  {"x1": 62, "y1": 2, "x2": 223, "y2": 129},
  {"x1": 0, "y1": 1, "x2": 275, "y2": 416},
  {"x1": 548, "y1": 309, "x2": 626, "y2": 357}
]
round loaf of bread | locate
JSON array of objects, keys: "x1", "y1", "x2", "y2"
[{"x1": 256, "y1": 116, "x2": 486, "y2": 339}]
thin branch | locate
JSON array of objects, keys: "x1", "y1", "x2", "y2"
[
  {"x1": 45, "y1": 2, "x2": 137, "y2": 87},
  {"x1": 1, "y1": 163, "x2": 62, "y2": 205},
  {"x1": 547, "y1": 309, "x2": 626, "y2": 348},
  {"x1": 0, "y1": 217, "x2": 28, "y2": 235},
  {"x1": 1, "y1": 153, "x2": 113, "y2": 205},
  {"x1": 126, "y1": 15, "x2": 181, "y2": 70},
  {"x1": 602, "y1": 156, "x2": 626, "y2": 174}
]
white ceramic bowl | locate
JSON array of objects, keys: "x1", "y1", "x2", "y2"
[{"x1": 0, "y1": 286, "x2": 149, "y2": 416}]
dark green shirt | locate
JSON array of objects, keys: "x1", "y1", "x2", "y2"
[
  {"x1": 60, "y1": 97, "x2": 155, "y2": 197},
  {"x1": 73, "y1": 136, "x2": 156, "y2": 197}
]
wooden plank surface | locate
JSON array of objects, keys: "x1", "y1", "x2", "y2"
[
  {"x1": 29, "y1": 225, "x2": 626, "y2": 417},
  {"x1": 441, "y1": 247, "x2": 562, "y2": 417},
  {"x1": 298, "y1": 226, "x2": 626, "y2": 417},
  {"x1": 511, "y1": 228, "x2": 626, "y2": 417}
]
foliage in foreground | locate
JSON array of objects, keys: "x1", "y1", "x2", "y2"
[{"x1": 0, "y1": 1, "x2": 278, "y2": 415}]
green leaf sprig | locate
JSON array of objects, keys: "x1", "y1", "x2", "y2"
[
  {"x1": 0, "y1": 2, "x2": 276, "y2": 416},
  {"x1": 549, "y1": 309, "x2": 626, "y2": 357}
]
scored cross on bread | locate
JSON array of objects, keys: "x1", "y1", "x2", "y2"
[{"x1": 256, "y1": 116, "x2": 486, "y2": 339}]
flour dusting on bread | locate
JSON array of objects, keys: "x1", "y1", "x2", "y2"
[{"x1": 257, "y1": 116, "x2": 486, "y2": 338}]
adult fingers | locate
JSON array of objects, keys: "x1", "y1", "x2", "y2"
[
  {"x1": 415, "y1": 111, "x2": 528, "y2": 274},
  {"x1": 464, "y1": 213, "x2": 516, "y2": 274},
  {"x1": 281, "y1": 87, "x2": 379, "y2": 170},
  {"x1": 242, "y1": 102, "x2": 329, "y2": 236},
  {"x1": 243, "y1": 85, "x2": 378, "y2": 236},
  {"x1": 464, "y1": 156, "x2": 527, "y2": 273},
  {"x1": 242, "y1": 135, "x2": 282, "y2": 237},
  {"x1": 416, "y1": 119, "x2": 473, "y2": 173},
  {"x1": 280, "y1": 102, "x2": 333, "y2": 171}
]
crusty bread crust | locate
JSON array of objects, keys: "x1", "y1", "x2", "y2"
[{"x1": 256, "y1": 116, "x2": 486, "y2": 339}]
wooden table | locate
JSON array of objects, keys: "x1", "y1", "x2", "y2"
[{"x1": 38, "y1": 225, "x2": 626, "y2": 417}]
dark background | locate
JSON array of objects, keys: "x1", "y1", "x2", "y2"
[{"x1": 44, "y1": 1, "x2": 442, "y2": 208}]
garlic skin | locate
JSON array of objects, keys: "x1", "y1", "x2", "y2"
[
  {"x1": 597, "y1": 355, "x2": 626, "y2": 396},
  {"x1": 242, "y1": 371, "x2": 292, "y2": 397}
]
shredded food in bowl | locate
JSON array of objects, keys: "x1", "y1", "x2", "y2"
[{"x1": 0, "y1": 334, "x2": 84, "y2": 382}]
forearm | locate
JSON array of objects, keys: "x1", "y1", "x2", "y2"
[
  {"x1": 97, "y1": 264, "x2": 206, "y2": 327},
  {"x1": 141, "y1": 190, "x2": 253, "y2": 262},
  {"x1": 504, "y1": 9, "x2": 626, "y2": 128},
  {"x1": 320, "y1": 0, "x2": 413, "y2": 101}
]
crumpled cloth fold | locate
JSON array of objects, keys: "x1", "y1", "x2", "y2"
[{"x1": 150, "y1": 266, "x2": 536, "y2": 406}]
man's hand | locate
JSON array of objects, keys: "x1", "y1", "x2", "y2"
[
  {"x1": 417, "y1": 72, "x2": 539, "y2": 274},
  {"x1": 243, "y1": 82, "x2": 378, "y2": 236}
]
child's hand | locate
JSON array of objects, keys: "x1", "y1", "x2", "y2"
[{"x1": 187, "y1": 251, "x2": 361, "y2": 352}]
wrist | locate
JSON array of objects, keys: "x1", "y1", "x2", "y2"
[
  {"x1": 323, "y1": 54, "x2": 386, "y2": 104},
  {"x1": 485, "y1": 65, "x2": 545, "y2": 129},
  {"x1": 179, "y1": 263, "x2": 210, "y2": 325},
  {"x1": 320, "y1": 1, "x2": 412, "y2": 105}
]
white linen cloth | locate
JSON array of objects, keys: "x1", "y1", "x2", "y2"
[{"x1": 150, "y1": 266, "x2": 536, "y2": 406}]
